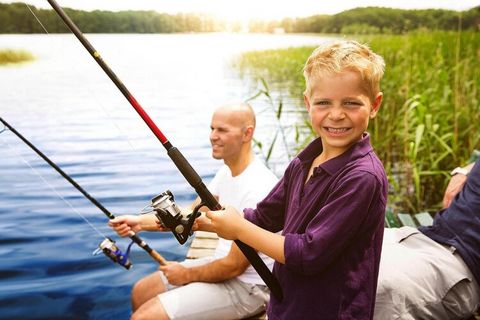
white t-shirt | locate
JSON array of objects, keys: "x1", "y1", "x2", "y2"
[{"x1": 208, "y1": 157, "x2": 279, "y2": 285}]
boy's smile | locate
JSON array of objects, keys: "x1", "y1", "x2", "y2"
[{"x1": 304, "y1": 70, "x2": 382, "y2": 159}]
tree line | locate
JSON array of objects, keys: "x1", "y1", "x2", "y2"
[
  {"x1": 274, "y1": 7, "x2": 480, "y2": 34},
  {"x1": 0, "y1": 2, "x2": 479, "y2": 34},
  {"x1": 0, "y1": 3, "x2": 224, "y2": 33}
]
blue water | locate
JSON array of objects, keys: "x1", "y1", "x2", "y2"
[{"x1": 0, "y1": 33, "x2": 329, "y2": 319}]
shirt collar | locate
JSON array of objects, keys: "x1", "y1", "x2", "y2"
[{"x1": 297, "y1": 133, "x2": 373, "y2": 175}]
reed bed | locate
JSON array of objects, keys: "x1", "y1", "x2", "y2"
[
  {"x1": 0, "y1": 49, "x2": 34, "y2": 65},
  {"x1": 235, "y1": 31, "x2": 480, "y2": 213}
]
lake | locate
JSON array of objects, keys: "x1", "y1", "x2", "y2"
[{"x1": 0, "y1": 33, "x2": 329, "y2": 319}]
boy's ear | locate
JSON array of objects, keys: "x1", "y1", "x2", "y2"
[
  {"x1": 370, "y1": 92, "x2": 383, "y2": 119},
  {"x1": 304, "y1": 94, "x2": 311, "y2": 113}
]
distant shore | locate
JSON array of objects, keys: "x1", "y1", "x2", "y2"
[{"x1": 0, "y1": 49, "x2": 34, "y2": 65}]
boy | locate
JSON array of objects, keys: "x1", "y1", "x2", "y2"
[{"x1": 206, "y1": 40, "x2": 388, "y2": 320}]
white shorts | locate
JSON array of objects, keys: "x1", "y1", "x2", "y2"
[
  {"x1": 158, "y1": 257, "x2": 269, "y2": 320},
  {"x1": 375, "y1": 227, "x2": 480, "y2": 319}
]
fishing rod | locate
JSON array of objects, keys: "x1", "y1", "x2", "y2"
[
  {"x1": 0, "y1": 117, "x2": 167, "y2": 268},
  {"x1": 45, "y1": 0, "x2": 283, "y2": 301}
]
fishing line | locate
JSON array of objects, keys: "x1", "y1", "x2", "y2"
[
  {"x1": 0, "y1": 131, "x2": 106, "y2": 239},
  {"x1": 23, "y1": 2, "x2": 143, "y2": 162},
  {"x1": 3, "y1": 2, "x2": 170, "y2": 268},
  {"x1": 42, "y1": 0, "x2": 282, "y2": 300},
  {"x1": 16, "y1": 0, "x2": 282, "y2": 297},
  {"x1": 0, "y1": 117, "x2": 168, "y2": 267},
  {"x1": 24, "y1": 3, "x2": 50, "y2": 34}
]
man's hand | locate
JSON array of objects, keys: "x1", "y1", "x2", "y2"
[
  {"x1": 442, "y1": 173, "x2": 467, "y2": 208},
  {"x1": 160, "y1": 262, "x2": 192, "y2": 286},
  {"x1": 108, "y1": 215, "x2": 141, "y2": 237},
  {"x1": 442, "y1": 163, "x2": 474, "y2": 208},
  {"x1": 206, "y1": 206, "x2": 244, "y2": 240}
]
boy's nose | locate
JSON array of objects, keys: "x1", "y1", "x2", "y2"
[{"x1": 328, "y1": 107, "x2": 345, "y2": 120}]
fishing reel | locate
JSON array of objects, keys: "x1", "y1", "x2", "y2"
[
  {"x1": 93, "y1": 237, "x2": 133, "y2": 270},
  {"x1": 145, "y1": 190, "x2": 201, "y2": 244}
]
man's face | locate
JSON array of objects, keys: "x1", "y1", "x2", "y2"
[
  {"x1": 304, "y1": 70, "x2": 382, "y2": 157},
  {"x1": 209, "y1": 110, "x2": 245, "y2": 162}
]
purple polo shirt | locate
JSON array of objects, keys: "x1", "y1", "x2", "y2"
[{"x1": 244, "y1": 134, "x2": 388, "y2": 320}]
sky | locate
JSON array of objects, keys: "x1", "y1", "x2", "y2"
[{"x1": 2, "y1": 0, "x2": 478, "y2": 21}]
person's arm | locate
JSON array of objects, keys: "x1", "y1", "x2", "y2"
[
  {"x1": 205, "y1": 170, "x2": 289, "y2": 262},
  {"x1": 443, "y1": 162, "x2": 475, "y2": 208},
  {"x1": 208, "y1": 171, "x2": 384, "y2": 275},
  {"x1": 206, "y1": 206, "x2": 286, "y2": 263},
  {"x1": 108, "y1": 213, "x2": 162, "y2": 237},
  {"x1": 108, "y1": 192, "x2": 220, "y2": 237},
  {"x1": 159, "y1": 243, "x2": 250, "y2": 285}
]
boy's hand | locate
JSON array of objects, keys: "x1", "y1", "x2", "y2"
[
  {"x1": 206, "y1": 206, "x2": 244, "y2": 240},
  {"x1": 108, "y1": 215, "x2": 141, "y2": 237}
]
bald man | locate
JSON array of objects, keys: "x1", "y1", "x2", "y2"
[{"x1": 109, "y1": 103, "x2": 278, "y2": 320}]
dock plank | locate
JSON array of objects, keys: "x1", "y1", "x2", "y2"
[{"x1": 186, "y1": 231, "x2": 219, "y2": 259}]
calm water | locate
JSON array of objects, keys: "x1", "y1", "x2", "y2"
[{"x1": 0, "y1": 33, "x2": 329, "y2": 319}]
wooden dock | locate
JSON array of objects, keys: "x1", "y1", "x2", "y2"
[{"x1": 186, "y1": 230, "x2": 219, "y2": 259}]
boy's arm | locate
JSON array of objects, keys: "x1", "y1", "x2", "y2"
[
  {"x1": 160, "y1": 243, "x2": 250, "y2": 285},
  {"x1": 209, "y1": 171, "x2": 385, "y2": 275},
  {"x1": 243, "y1": 174, "x2": 288, "y2": 233},
  {"x1": 236, "y1": 217, "x2": 286, "y2": 264},
  {"x1": 206, "y1": 206, "x2": 286, "y2": 264}
]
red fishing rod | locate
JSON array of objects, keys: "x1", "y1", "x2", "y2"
[{"x1": 46, "y1": 0, "x2": 283, "y2": 301}]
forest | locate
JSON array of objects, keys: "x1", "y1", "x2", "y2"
[{"x1": 0, "y1": 2, "x2": 478, "y2": 34}]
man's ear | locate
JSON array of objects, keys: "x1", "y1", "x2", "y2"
[
  {"x1": 370, "y1": 92, "x2": 383, "y2": 119},
  {"x1": 243, "y1": 125, "x2": 254, "y2": 142}
]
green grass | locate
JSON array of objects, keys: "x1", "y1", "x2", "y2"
[
  {"x1": 235, "y1": 31, "x2": 480, "y2": 213},
  {"x1": 0, "y1": 49, "x2": 34, "y2": 65}
]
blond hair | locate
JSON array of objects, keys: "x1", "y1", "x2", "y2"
[{"x1": 303, "y1": 40, "x2": 385, "y2": 102}]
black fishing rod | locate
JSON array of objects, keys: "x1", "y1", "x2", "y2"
[
  {"x1": 0, "y1": 117, "x2": 167, "y2": 267},
  {"x1": 46, "y1": 0, "x2": 283, "y2": 301}
]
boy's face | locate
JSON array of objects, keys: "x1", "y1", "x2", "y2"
[{"x1": 304, "y1": 70, "x2": 382, "y2": 158}]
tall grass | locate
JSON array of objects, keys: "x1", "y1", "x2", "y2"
[
  {"x1": 0, "y1": 49, "x2": 34, "y2": 65},
  {"x1": 235, "y1": 31, "x2": 480, "y2": 213}
]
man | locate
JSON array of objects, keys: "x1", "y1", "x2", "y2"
[
  {"x1": 375, "y1": 159, "x2": 480, "y2": 319},
  {"x1": 109, "y1": 102, "x2": 278, "y2": 320}
]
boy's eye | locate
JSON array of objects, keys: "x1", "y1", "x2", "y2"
[
  {"x1": 344, "y1": 101, "x2": 361, "y2": 106},
  {"x1": 314, "y1": 100, "x2": 330, "y2": 106}
]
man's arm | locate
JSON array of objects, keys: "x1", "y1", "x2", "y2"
[
  {"x1": 109, "y1": 194, "x2": 219, "y2": 237},
  {"x1": 108, "y1": 213, "x2": 162, "y2": 237},
  {"x1": 443, "y1": 162, "x2": 475, "y2": 208},
  {"x1": 160, "y1": 243, "x2": 250, "y2": 285}
]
